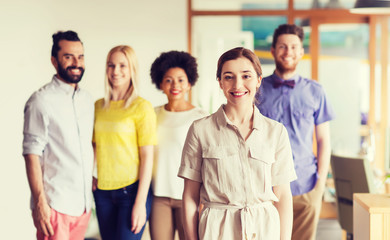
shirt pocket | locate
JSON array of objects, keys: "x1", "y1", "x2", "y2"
[
  {"x1": 202, "y1": 146, "x2": 241, "y2": 194},
  {"x1": 293, "y1": 109, "x2": 314, "y2": 128},
  {"x1": 249, "y1": 146, "x2": 275, "y2": 192}
]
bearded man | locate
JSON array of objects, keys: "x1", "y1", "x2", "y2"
[
  {"x1": 22, "y1": 30, "x2": 94, "y2": 240},
  {"x1": 255, "y1": 24, "x2": 335, "y2": 240}
]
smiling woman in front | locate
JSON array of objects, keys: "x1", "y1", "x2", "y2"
[{"x1": 179, "y1": 47, "x2": 297, "y2": 240}]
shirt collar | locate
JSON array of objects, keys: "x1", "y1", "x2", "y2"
[
  {"x1": 252, "y1": 106, "x2": 262, "y2": 131},
  {"x1": 215, "y1": 104, "x2": 262, "y2": 131},
  {"x1": 52, "y1": 75, "x2": 80, "y2": 94},
  {"x1": 215, "y1": 105, "x2": 228, "y2": 130}
]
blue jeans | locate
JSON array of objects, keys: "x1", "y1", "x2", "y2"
[{"x1": 93, "y1": 181, "x2": 153, "y2": 240}]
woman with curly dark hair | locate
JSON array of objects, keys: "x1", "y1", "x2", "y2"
[{"x1": 149, "y1": 51, "x2": 207, "y2": 240}]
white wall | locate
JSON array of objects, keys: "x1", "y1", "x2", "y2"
[{"x1": 0, "y1": 0, "x2": 186, "y2": 238}]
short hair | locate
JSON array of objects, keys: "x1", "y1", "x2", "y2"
[
  {"x1": 150, "y1": 51, "x2": 198, "y2": 90},
  {"x1": 272, "y1": 24, "x2": 304, "y2": 48},
  {"x1": 103, "y1": 45, "x2": 139, "y2": 109},
  {"x1": 51, "y1": 31, "x2": 82, "y2": 58},
  {"x1": 216, "y1": 47, "x2": 262, "y2": 80}
]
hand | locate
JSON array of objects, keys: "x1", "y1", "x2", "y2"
[
  {"x1": 131, "y1": 200, "x2": 147, "y2": 234},
  {"x1": 92, "y1": 177, "x2": 98, "y2": 191},
  {"x1": 32, "y1": 201, "x2": 54, "y2": 236}
]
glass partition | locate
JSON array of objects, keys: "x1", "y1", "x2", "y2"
[
  {"x1": 192, "y1": 0, "x2": 356, "y2": 11},
  {"x1": 191, "y1": 16, "x2": 288, "y2": 113},
  {"x1": 317, "y1": 23, "x2": 369, "y2": 156},
  {"x1": 242, "y1": 16, "x2": 287, "y2": 64},
  {"x1": 191, "y1": 16, "x2": 253, "y2": 113},
  {"x1": 293, "y1": 0, "x2": 355, "y2": 9},
  {"x1": 192, "y1": 0, "x2": 288, "y2": 11}
]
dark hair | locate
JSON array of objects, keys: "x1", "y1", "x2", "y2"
[
  {"x1": 51, "y1": 31, "x2": 82, "y2": 58},
  {"x1": 216, "y1": 47, "x2": 262, "y2": 80},
  {"x1": 150, "y1": 51, "x2": 198, "y2": 90},
  {"x1": 272, "y1": 24, "x2": 304, "y2": 48}
]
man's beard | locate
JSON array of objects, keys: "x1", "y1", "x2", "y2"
[
  {"x1": 275, "y1": 59, "x2": 297, "y2": 75},
  {"x1": 57, "y1": 63, "x2": 85, "y2": 84}
]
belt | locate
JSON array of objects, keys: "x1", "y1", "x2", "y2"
[{"x1": 202, "y1": 201, "x2": 272, "y2": 240}]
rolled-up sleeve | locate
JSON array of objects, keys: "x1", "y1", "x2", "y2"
[
  {"x1": 271, "y1": 125, "x2": 297, "y2": 186},
  {"x1": 178, "y1": 122, "x2": 203, "y2": 183},
  {"x1": 23, "y1": 96, "x2": 48, "y2": 156}
]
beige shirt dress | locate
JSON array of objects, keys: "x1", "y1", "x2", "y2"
[{"x1": 178, "y1": 105, "x2": 297, "y2": 240}]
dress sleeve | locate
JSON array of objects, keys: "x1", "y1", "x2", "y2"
[
  {"x1": 178, "y1": 122, "x2": 203, "y2": 183},
  {"x1": 271, "y1": 125, "x2": 297, "y2": 186},
  {"x1": 135, "y1": 99, "x2": 157, "y2": 146},
  {"x1": 22, "y1": 95, "x2": 49, "y2": 156}
]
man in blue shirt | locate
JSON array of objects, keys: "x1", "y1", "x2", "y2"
[{"x1": 255, "y1": 24, "x2": 335, "y2": 240}]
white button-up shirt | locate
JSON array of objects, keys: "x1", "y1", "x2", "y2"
[{"x1": 23, "y1": 76, "x2": 94, "y2": 216}]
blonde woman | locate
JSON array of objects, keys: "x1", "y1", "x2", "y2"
[
  {"x1": 179, "y1": 47, "x2": 297, "y2": 240},
  {"x1": 93, "y1": 45, "x2": 157, "y2": 240}
]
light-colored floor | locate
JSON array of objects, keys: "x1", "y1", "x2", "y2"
[
  {"x1": 316, "y1": 219, "x2": 343, "y2": 240},
  {"x1": 141, "y1": 219, "x2": 343, "y2": 240},
  {"x1": 86, "y1": 218, "x2": 343, "y2": 240}
]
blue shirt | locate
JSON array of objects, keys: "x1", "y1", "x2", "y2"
[
  {"x1": 23, "y1": 76, "x2": 94, "y2": 216},
  {"x1": 255, "y1": 73, "x2": 335, "y2": 196}
]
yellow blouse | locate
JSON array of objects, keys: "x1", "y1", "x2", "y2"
[{"x1": 93, "y1": 97, "x2": 157, "y2": 190}]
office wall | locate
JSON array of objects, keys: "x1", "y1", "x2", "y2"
[{"x1": 0, "y1": 0, "x2": 186, "y2": 238}]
